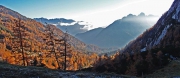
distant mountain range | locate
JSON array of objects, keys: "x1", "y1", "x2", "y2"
[
  {"x1": 76, "y1": 13, "x2": 158, "y2": 48},
  {"x1": 75, "y1": 27, "x2": 104, "y2": 44},
  {"x1": 94, "y1": 0, "x2": 180, "y2": 76},
  {"x1": 0, "y1": 5, "x2": 109, "y2": 70},
  {"x1": 35, "y1": 13, "x2": 158, "y2": 48},
  {"x1": 34, "y1": 18, "x2": 75, "y2": 24},
  {"x1": 0, "y1": 5, "x2": 90, "y2": 53},
  {"x1": 122, "y1": 0, "x2": 180, "y2": 54},
  {"x1": 95, "y1": 0, "x2": 180, "y2": 77},
  {"x1": 34, "y1": 18, "x2": 91, "y2": 36}
]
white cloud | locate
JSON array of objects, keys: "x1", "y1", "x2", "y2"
[
  {"x1": 71, "y1": 0, "x2": 173, "y2": 30},
  {"x1": 60, "y1": 22, "x2": 77, "y2": 26}
]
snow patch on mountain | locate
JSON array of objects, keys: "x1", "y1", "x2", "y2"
[
  {"x1": 153, "y1": 25, "x2": 170, "y2": 46},
  {"x1": 167, "y1": 3, "x2": 175, "y2": 16},
  {"x1": 167, "y1": 0, "x2": 180, "y2": 16},
  {"x1": 141, "y1": 47, "x2": 146, "y2": 52},
  {"x1": 172, "y1": 0, "x2": 180, "y2": 22},
  {"x1": 172, "y1": 14, "x2": 176, "y2": 19}
]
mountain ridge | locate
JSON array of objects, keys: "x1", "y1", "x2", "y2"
[
  {"x1": 76, "y1": 13, "x2": 158, "y2": 48},
  {"x1": 93, "y1": 0, "x2": 180, "y2": 76},
  {"x1": 34, "y1": 17, "x2": 75, "y2": 24},
  {"x1": 0, "y1": 5, "x2": 100, "y2": 70},
  {"x1": 34, "y1": 17, "x2": 90, "y2": 36},
  {"x1": 122, "y1": 0, "x2": 180, "y2": 53}
]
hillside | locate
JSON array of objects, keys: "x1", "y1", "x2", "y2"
[
  {"x1": 76, "y1": 13, "x2": 157, "y2": 48},
  {"x1": 34, "y1": 18, "x2": 113, "y2": 53},
  {"x1": 93, "y1": 0, "x2": 180, "y2": 76},
  {"x1": 121, "y1": 0, "x2": 180, "y2": 55},
  {"x1": 76, "y1": 27, "x2": 104, "y2": 44},
  {"x1": 145, "y1": 60, "x2": 180, "y2": 77},
  {"x1": 0, "y1": 5, "x2": 99, "y2": 70}
]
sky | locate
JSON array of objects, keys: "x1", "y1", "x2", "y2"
[{"x1": 0, "y1": 0, "x2": 174, "y2": 29}]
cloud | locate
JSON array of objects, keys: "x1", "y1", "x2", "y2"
[
  {"x1": 60, "y1": 22, "x2": 77, "y2": 26},
  {"x1": 72, "y1": 0, "x2": 173, "y2": 30}
]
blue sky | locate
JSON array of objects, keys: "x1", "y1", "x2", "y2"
[
  {"x1": 0, "y1": 0, "x2": 123, "y2": 18},
  {"x1": 0, "y1": 0, "x2": 174, "y2": 29}
]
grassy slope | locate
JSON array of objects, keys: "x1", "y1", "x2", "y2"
[
  {"x1": 1, "y1": 60, "x2": 180, "y2": 78},
  {"x1": 0, "y1": 62, "x2": 60, "y2": 78},
  {"x1": 0, "y1": 62, "x2": 128, "y2": 78},
  {"x1": 145, "y1": 60, "x2": 180, "y2": 77}
]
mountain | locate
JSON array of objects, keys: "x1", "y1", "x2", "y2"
[
  {"x1": 76, "y1": 13, "x2": 158, "y2": 48},
  {"x1": 93, "y1": 0, "x2": 180, "y2": 76},
  {"x1": 34, "y1": 18, "x2": 75, "y2": 24},
  {"x1": 57, "y1": 22, "x2": 88, "y2": 36},
  {"x1": 76, "y1": 27, "x2": 104, "y2": 44},
  {"x1": 34, "y1": 18, "x2": 90, "y2": 36},
  {"x1": 122, "y1": 0, "x2": 180, "y2": 54},
  {"x1": 34, "y1": 18, "x2": 116, "y2": 53},
  {"x1": 0, "y1": 5, "x2": 99, "y2": 70}
]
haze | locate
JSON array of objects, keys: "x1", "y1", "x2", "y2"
[{"x1": 0, "y1": 0, "x2": 174, "y2": 29}]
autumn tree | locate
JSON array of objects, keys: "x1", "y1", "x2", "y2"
[
  {"x1": 11, "y1": 19, "x2": 30, "y2": 66},
  {"x1": 157, "y1": 51, "x2": 163, "y2": 67},
  {"x1": 44, "y1": 23, "x2": 61, "y2": 69},
  {"x1": 57, "y1": 30, "x2": 72, "y2": 71}
]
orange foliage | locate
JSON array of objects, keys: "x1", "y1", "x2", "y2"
[{"x1": 0, "y1": 5, "x2": 99, "y2": 71}]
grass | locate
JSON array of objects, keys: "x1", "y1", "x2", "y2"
[
  {"x1": 1, "y1": 60, "x2": 180, "y2": 78},
  {"x1": 0, "y1": 62, "x2": 129, "y2": 78},
  {"x1": 145, "y1": 60, "x2": 180, "y2": 78},
  {"x1": 0, "y1": 62, "x2": 60, "y2": 78}
]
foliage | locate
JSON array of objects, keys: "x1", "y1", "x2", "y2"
[
  {"x1": 94, "y1": 46, "x2": 177, "y2": 76},
  {"x1": 0, "y1": 6, "x2": 99, "y2": 71}
]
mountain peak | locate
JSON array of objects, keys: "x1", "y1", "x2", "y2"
[
  {"x1": 0, "y1": 5, "x2": 27, "y2": 20},
  {"x1": 168, "y1": 0, "x2": 180, "y2": 22},
  {"x1": 0, "y1": 5, "x2": 4, "y2": 7},
  {"x1": 121, "y1": 0, "x2": 180, "y2": 53},
  {"x1": 127, "y1": 14, "x2": 135, "y2": 17},
  {"x1": 138, "y1": 12, "x2": 145, "y2": 16}
]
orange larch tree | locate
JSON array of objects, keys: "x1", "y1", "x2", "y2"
[{"x1": 11, "y1": 19, "x2": 30, "y2": 66}]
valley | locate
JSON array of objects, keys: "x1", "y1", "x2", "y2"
[{"x1": 0, "y1": 0, "x2": 180, "y2": 77}]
